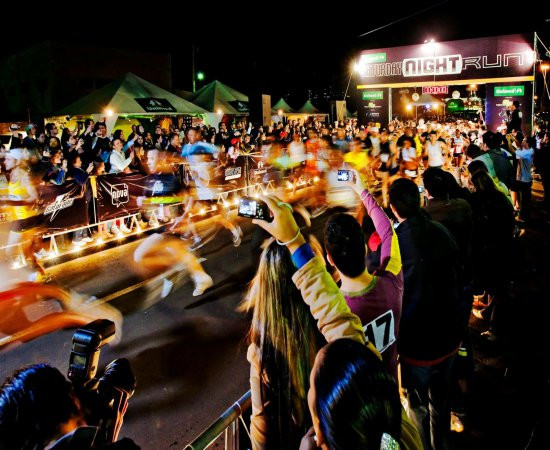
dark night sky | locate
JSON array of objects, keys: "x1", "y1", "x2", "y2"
[{"x1": 3, "y1": 1, "x2": 549, "y2": 108}]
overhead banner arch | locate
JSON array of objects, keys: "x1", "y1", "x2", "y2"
[{"x1": 354, "y1": 33, "x2": 535, "y2": 133}]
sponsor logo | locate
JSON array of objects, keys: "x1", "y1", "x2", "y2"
[
  {"x1": 494, "y1": 85, "x2": 525, "y2": 96},
  {"x1": 362, "y1": 90, "x2": 384, "y2": 100},
  {"x1": 360, "y1": 52, "x2": 387, "y2": 64},
  {"x1": 423, "y1": 86, "x2": 449, "y2": 95},
  {"x1": 110, "y1": 183, "x2": 129, "y2": 207},
  {"x1": 151, "y1": 180, "x2": 164, "y2": 195},
  {"x1": 44, "y1": 193, "x2": 75, "y2": 221},
  {"x1": 225, "y1": 167, "x2": 242, "y2": 181}
]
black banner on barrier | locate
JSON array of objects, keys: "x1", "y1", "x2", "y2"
[
  {"x1": 38, "y1": 181, "x2": 90, "y2": 231},
  {"x1": 95, "y1": 173, "x2": 181, "y2": 221},
  {"x1": 95, "y1": 173, "x2": 148, "y2": 221}
]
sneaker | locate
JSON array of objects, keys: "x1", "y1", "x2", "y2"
[
  {"x1": 119, "y1": 224, "x2": 131, "y2": 233},
  {"x1": 450, "y1": 412, "x2": 464, "y2": 433},
  {"x1": 481, "y1": 330, "x2": 497, "y2": 342},
  {"x1": 192, "y1": 275, "x2": 214, "y2": 296},
  {"x1": 161, "y1": 278, "x2": 174, "y2": 298}
]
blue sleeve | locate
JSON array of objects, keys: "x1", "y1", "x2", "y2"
[{"x1": 291, "y1": 243, "x2": 315, "y2": 269}]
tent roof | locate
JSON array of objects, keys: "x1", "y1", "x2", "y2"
[
  {"x1": 174, "y1": 89, "x2": 194, "y2": 100},
  {"x1": 296, "y1": 100, "x2": 322, "y2": 114},
  {"x1": 189, "y1": 80, "x2": 249, "y2": 114},
  {"x1": 272, "y1": 98, "x2": 295, "y2": 113},
  {"x1": 56, "y1": 72, "x2": 206, "y2": 115},
  {"x1": 411, "y1": 93, "x2": 445, "y2": 106}
]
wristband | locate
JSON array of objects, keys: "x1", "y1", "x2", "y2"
[
  {"x1": 276, "y1": 228, "x2": 301, "y2": 246},
  {"x1": 291, "y1": 243, "x2": 315, "y2": 269},
  {"x1": 276, "y1": 201, "x2": 293, "y2": 211}
]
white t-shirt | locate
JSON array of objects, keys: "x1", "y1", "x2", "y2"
[
  {"x1": 401, "y1": 147, "x2": 417, "y2": 162},
  {"x1": 288, "y1": 141, "x2": 306, "y2": 164},
  {"x1": 427, "y1": 141, "x2": 444, "y2": 167},
  {"x1": 370, "y1": 136, "x2": 381, "y2": 157}
]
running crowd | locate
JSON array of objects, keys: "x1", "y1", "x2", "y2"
[{"x1": 0, "y1": 111, "x2": 549, "y2": 449}]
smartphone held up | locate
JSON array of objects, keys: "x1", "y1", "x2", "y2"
[
  {"x1": 337, "y1": 170, "x2": 355, "y2": 182},
  {"x1": 237, "y1": 197, "x2": 273, "y2": 222}
]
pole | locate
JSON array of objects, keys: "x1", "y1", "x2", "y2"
[
  {"x1": 343, "y1": 71, "x2": 353, "y2": 101},
  {"x1": 192, "y1": 43, "x2": 196, "y2": 93}
]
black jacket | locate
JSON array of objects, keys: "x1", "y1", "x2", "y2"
[{"x1": 395, "y1": 212, "x2": 464, "y2": 362}]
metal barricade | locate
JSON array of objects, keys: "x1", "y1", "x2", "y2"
[{"x1": 184, "y1": 390, "x2": 251, "y2": 450}]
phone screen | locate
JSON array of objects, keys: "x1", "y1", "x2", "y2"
[
  {"x1": 239, "y1": 199, "x2": 257, "y2": 216},
  {"x1": 337, "y1": 170, "x2": 350, "y2": 182}
]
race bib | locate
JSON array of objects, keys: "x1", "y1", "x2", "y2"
[{"x1": 363, "y1": 310, "x2": 396, "y2": 354}]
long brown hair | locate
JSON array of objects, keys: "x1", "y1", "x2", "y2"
[{"x1": 242, "y1": 239, "x2": 324, "y2": 448}]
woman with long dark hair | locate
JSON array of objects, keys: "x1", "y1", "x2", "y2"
[
  {"x1": 243, "y1": 240, "x2": 325, "y2": 449},
  {"x1": 248, "y1": 196, "x2": 421, "y2": 450}
]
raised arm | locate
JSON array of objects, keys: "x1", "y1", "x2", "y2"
[{"x1": 253, "y1": 195, "x2": 366, "y2": 346}]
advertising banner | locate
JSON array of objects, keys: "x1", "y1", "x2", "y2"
[
  {"x1": 356, "y1": 34, "x2": 534, "y2": 88},
  {"x1": 38, "y1": 181, "x2": 90, "y2": 231},
  {"x1": 95, "y1": 173, "x2": 148, "y2": 221},
  {"x1": 485, "y1": 81, "x2": 533, "y2": 135},
  {"x1": 357, "y1": 88, "x2": 390, "y2": 126}
]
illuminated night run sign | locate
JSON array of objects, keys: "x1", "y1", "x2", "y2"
[
  {"x1": 362, "y1": 91, "x2": 384, "y2": 100},
  {"x1": 356, "y1": 34, "x2": 534, "y2": 85},
  {"x1": 403, "y1": 55, "x2": 462, "y2": 77},
  {"x1": 494, "y1": 86, "x2": 525, "y2": 96}
]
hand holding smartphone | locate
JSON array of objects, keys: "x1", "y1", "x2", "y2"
[{"x1": 237, "y1": 197, "x2": 273, "y2": 222}]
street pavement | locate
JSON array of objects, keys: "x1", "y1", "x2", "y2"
[
  {"x1": 0, "y1": 218, "x2": 263, "y2": 449},
  {"x1": 1, "y1": 184, "x2": 549, "y2": 449},
  {"x1": 0, "y1": 212, "x2": 326, "y2": 449}
]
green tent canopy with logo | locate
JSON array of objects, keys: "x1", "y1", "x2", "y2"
[
  {"x1": 188, "y1": 80, "x2": 249, "y2": 115},
  {"x1": 55, "y1": 72, "x2": 206, "y2": 116}
]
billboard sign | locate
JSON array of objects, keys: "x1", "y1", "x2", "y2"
[{"x1": 356, "y1": 34, "x2": 534, "y2": 87}]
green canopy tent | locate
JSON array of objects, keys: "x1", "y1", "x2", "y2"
[
  {"x1": 287, "y1": 100, "x2": 328, "y2": 122},
  {"x1": 189, "y1": 80, "x2": 249, "y2": 115},
  {"x1": 271, "y1": 98, "x2": 295, "y2": 114},
  {"x1": 50, "y1": 72, "x2": 206, "y2": 132},
  {"x1": 296, "y1": 100, "x2": 321, "y2": 114}
]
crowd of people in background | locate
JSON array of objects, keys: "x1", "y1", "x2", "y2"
[{"x1": 1, "y1": 107, "x2": 549, "y2": 449}]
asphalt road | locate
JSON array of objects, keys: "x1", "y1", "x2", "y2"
[{"x1": 0, "y1": 212, "x2": 326, "y2": 449}]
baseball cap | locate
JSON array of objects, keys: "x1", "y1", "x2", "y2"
[
  {"x1": 371, "y1": 127, "x2": 379, "y2": 133},
  {"x1": 9, "y1": 124, "x2": 20, "y2": 131}
]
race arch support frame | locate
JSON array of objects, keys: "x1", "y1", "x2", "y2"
[{"x1": 354, "y1": 33, "x2": 535, "y2": 132}]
